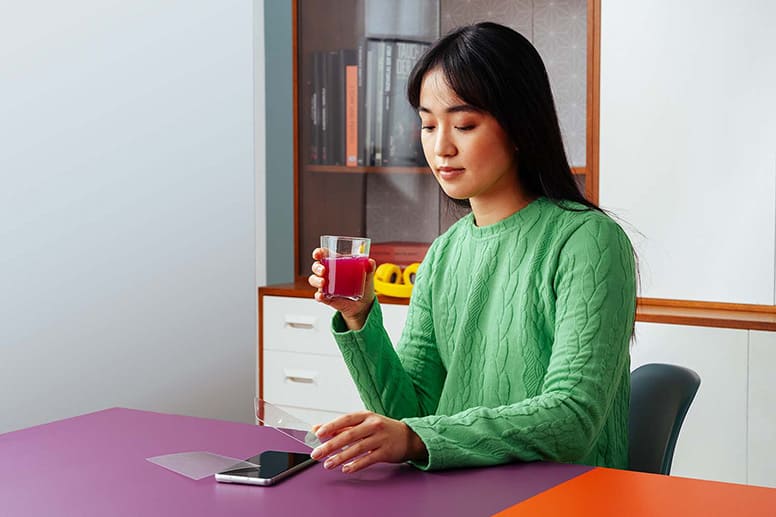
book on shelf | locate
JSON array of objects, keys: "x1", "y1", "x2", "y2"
[
  {"x1": 335, "y1": 49, "x2": 357, "y2": 166},
  {"x1": 356, "y1": 41, "x2": 366, "y2": 167},
  {"x1": 369, "y1": 38, "x2": 429, "y2": 167},
  {"x1": 361, "y1": 38, "x2": 385, "y2": 167},
  {"x1": 310, "y1": 51, "x2": 322, "y2": 164},
  {"x1": 319, "y1": 51, "x2": 329, "y2": 165},
  {"x1": 385, "y1": 40, "x2": 429, "y2": 166},
  {"x1": 379, "y1": 41, "x2": 394, "y2": 166},
  {"x1": 315, "y1": 49, "x2": 357, "y2": 167},
  {"x1": 325, "y1": 50, "x2": 341, "y2": 166},
  {"x1": 373, "y1": 40, "x2": 387, "y2": 166},
  {"x1": 345, "y1": 62, "x2": 358, "y2": 167},
  {"x1": 307, "y1": 38, "x2": 429, "y2": 169}
]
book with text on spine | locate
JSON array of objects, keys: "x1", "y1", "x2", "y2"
[
  {"x1": 345, "y1": 63, "x2": 358, "y2": 167},
  {"x1": 385, "y1": 40, "x2": 430, "y2": 166}
]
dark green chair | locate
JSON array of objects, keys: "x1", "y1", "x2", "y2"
[{"x1": 628, "y1": 363, "x2": 701, "y2": 475}]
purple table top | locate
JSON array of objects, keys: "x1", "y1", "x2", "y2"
[{"x1": 0, "y1": 408, "x2": 591, "y2": 516}]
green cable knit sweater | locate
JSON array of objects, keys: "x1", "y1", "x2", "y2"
[{"x1": 331, "y1": 197, "x2": 636, "y2": 470}]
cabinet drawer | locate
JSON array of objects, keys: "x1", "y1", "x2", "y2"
[
  {"x1": 263, "y1": 349, "x2": 365, "y2": 414},
  {"x1": 263, "y1": 296, "x2": 340, "y2": 356}
]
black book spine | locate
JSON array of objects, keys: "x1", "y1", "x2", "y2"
[
  {"x1": 320, "y1": 51, "x2": 329, "y2": 164},
  {"x1": 364, "y1": 39, "x2": 382, "y2": 166},
  {"x1": 310, "y1": 51, "x2": 321, "y2": 164},
  {"x1": 356, "y1": 41, "x2": 366, "y2": 167},
  {"x1": 326, "y1": 50, "x2": 342, "y2": 165},
  {"x1": 380, "y1": 41, "x2": 394, "y2": 166},
  {"x1": 330, "y1": 50, "x2": 342, "y2": 165},
  {"x1": 387, "y1": 41, "x2": 430, "y2": 166}
]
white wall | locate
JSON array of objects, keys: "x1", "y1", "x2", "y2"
[
  {"x1": 0, "y1": 0, "x2": 260, "y2": 433},
  {"x1": 254, "y1": 0, "x2": 266, "y2": 288},
  {"x1": 599, "y1": 0, "x2": 776, "y2": 305}
]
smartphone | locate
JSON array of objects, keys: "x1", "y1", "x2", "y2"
[{"x1": 214, "y1": 450, "x2": 317, "y2": 486}]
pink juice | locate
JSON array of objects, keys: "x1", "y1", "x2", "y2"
[{"x1": 322, "y1": 255, "x2": 369, "y2": 299}]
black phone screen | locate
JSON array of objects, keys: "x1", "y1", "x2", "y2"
[{"x1": 222, "y1": 450, "x2": 314, "y2": 480}]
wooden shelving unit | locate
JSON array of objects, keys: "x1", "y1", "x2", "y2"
[
  {"x1": 305, "y1": 165, "x2": 588, "y2": 176},
  {"x1": 260, "y1": 281, "x2": 776, "y2": 331}
]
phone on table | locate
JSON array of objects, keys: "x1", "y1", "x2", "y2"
[{"x1": 214, "y1": 450, "x2": 317, "y2": 486}]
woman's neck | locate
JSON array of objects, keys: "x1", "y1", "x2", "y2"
[{"x1": 470, "y1": 181, "x2": 536, "y2": 227}]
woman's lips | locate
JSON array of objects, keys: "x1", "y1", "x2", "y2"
[{"x1": 437, "y1": 166, "x2": 464, "y2": 180}]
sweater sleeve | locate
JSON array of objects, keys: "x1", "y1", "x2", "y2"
[
  {"x1": 402, "y1": 218, "x2": 636, "y2": 470},
  {"x1": 331, "y1": 244, "x2": 446, "y2": 420}
]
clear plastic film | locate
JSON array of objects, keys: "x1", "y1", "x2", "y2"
[
  {"x1": 146, "y1": 452, "x2": 259, "y2": 480},
  {"x1": 145, "y1": 400, "x2": 322, "y2": 480},
  {"x1": 254, "y1": 398, "x2": 322, "y2": 449}
]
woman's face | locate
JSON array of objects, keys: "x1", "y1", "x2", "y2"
[{"x1": 418, "y1": 68, "x2": 520, "y2": 205}]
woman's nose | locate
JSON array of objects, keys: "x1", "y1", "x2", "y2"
[{"x1": 434, "y1": 129, "x2": 457, "y2": 157}]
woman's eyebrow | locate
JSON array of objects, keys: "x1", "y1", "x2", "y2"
[{"x1": 418, "y1": 104, "x2": 481, "y2": 114}]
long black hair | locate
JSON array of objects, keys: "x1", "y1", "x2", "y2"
[{"x1": 407, "y1": 22, "x2": 599, "y2": 212}]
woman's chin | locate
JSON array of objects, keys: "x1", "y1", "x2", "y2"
[{"x1": 439, "y1": 186, "x2": 470, "y2": 201}]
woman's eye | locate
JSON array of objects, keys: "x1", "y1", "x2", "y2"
[
  {"x1": 455, "y1": 125, "x2": 475, "y2": 131},
  {"x1": 421, "y1": 125, "x2": 435, "y2": 132}
]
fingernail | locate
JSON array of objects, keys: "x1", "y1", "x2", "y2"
[
  {"x1": 315, "y1": 264, "x2": 323, "y2": 274},
  {"x1": 342, "y1": 464, "x2": 351, "y2": 473},
  {"x1": 324, "y1": 459, "x2": 334, "y2": 470},
  {"x1": 311, "y1": 448, "x2": 321, "y2": 460}
]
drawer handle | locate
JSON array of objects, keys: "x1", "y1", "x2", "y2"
[
  {"x1": 283, "y1": 369, "x2": 317, "y2": 384},
  {"x1": 284, "y1": 315, "x2": 316, "y2": 330}
]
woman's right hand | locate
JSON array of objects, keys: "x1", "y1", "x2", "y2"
[{"x1": 308, "y1": 248, "x2": 376, "y2": 331}]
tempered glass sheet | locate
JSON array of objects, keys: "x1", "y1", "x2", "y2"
[
  {"x1": 255, "y1": 398, "x2": 322, "y2": 449},
  {"x1": 146, "y1": 451, "x2": 259, "y2": 480}
]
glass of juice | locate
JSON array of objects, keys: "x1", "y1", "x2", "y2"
[{"x1": 319, "y1": 235, "x2": 371, "y2": 300}]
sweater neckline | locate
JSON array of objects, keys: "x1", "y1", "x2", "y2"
[{"x1": 465, "y1": 197, "x2": 548, "y2": 239}]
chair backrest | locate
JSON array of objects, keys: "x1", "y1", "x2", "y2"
[{"x1": 628, "y1": 363, "x2": 701, "y2": 475}]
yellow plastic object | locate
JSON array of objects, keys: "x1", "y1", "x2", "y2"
[
  {"x1": 374, "y1": 262, "x2": 421, "y2": 298},
  {"x1": 402, "y1": 262, "x2": 419, "y2": 285},
  {"x1": 375, "y1": 263, "x2": 402, "y2": 284}
]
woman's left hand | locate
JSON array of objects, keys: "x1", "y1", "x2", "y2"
[{"x1": 310, "y1": 411, "x2": 427, "y2": 473}]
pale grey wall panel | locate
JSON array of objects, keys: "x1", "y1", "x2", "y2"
[
  {"x1": 0, "y1": 0, "x2": 257, "y2": 432},
  {"x1": 599, "y1": 0, "x2": 776, "y2": 304}
]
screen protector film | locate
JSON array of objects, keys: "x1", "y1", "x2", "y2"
[
  {"x1": 255, "y1": 398, "x2": 323, "y2": 450},
  {"x1": 146, "y1": 452, "x2": 260, "y2": 480},
  {"x1": 146, "y1": 400, "x2": 324, "y2": 480}
]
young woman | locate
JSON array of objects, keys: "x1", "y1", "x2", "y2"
[{"x1": 307, "y1": 22, "x2": 636, "y2": 474}]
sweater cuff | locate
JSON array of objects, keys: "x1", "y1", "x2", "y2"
[
  {"x1": 402, "y1": 417, "x2": 441, "y2": 471},
  {"x1": 331, "y1": 299, "x2": 383, "y2": 352}
]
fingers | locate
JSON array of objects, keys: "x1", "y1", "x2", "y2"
[
  {"x1": 315, "y1": 412, "x2": 370, "y2": 440},
  {"x1": 340, "y1": 450, "x2": 379, "y2": 474},
  {"x1": 323, "y1": 436, "x2": 381, "y2": 473},
  {"x1": 310, "y1": 412, "x2": 370, "y2": 460},
  {"x1": 308, "y1": 273, "x2": 325, "y2": 290},
  {"x1": 310, "y1": 260, "x2": 325, "y2": 277},
  {"x1": 308, "y1": 257, "x2": 327, "y2": 297},
  {"x1": 309, "y1": 413, "x2": 407, "y2": 474}
]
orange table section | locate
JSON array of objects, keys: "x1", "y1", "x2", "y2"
[{"x1": 495, "y1": 467, "x2": 776, "y2": 517}]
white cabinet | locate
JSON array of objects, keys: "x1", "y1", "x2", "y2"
[
  {"x1": 263, "y1": 295, "x2": 340, "y2": 357},
  {"x1": 261, "y1": 295, "x2": 408, "y2": 428},
  {"x1": 630, "y1": 322, "x2": 749, "y2": 484},
  {"x1": 749, "y1": 330, "x2": 776, "y2": 488}
]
